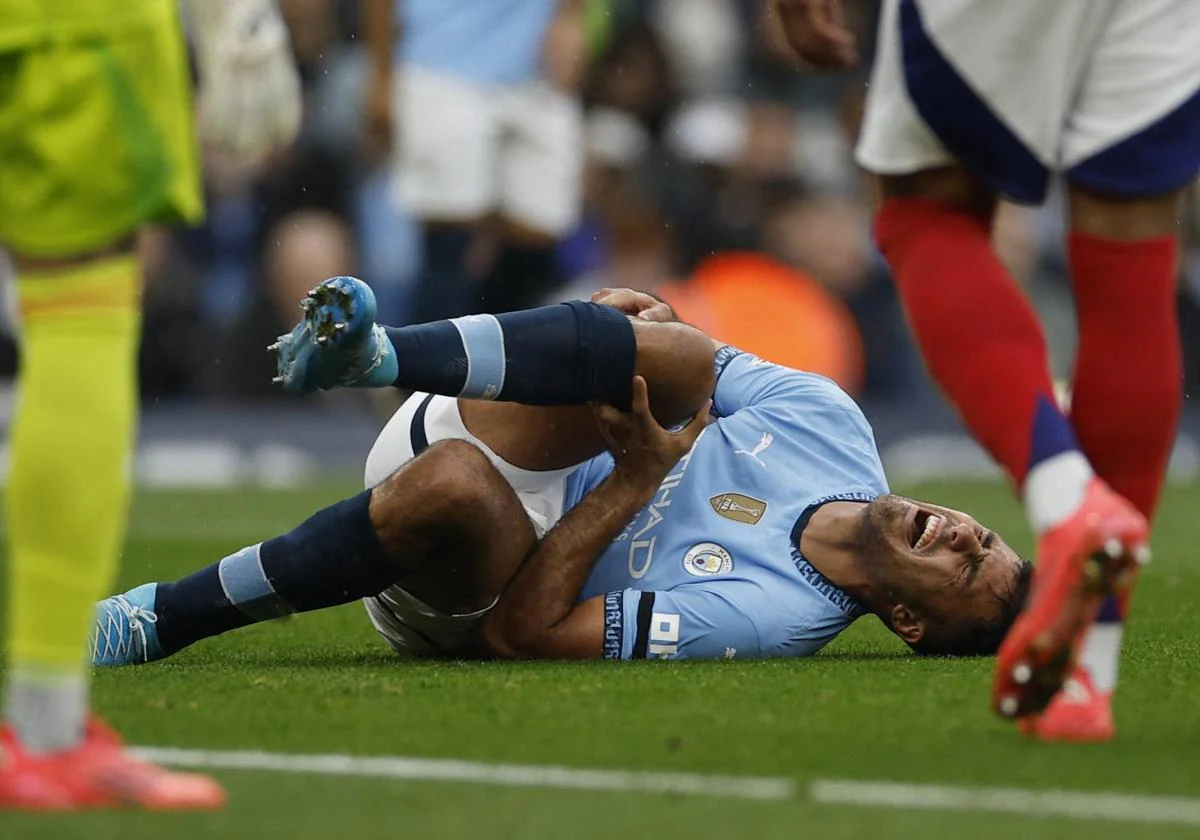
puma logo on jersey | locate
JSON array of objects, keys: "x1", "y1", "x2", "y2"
[{"x1": 734, "y1": 433, "x2": 774, "y2": 467}]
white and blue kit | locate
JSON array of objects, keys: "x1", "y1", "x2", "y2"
[
  {"x1": 857, "y1": 0, "x2": 1200, "y2": 203},
  {"x1": 362, "y1": 347, "x2": 888, "y2": 660},
  {"x1": 392, "y1": 0, "x2": 582, "y2": 234}
]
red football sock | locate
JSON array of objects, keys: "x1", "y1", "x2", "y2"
[
  {"x1": 1069, "y1": 232, "x2": 1180, "y2": 621},
  {"x1": 1068, "y1": 232, "x2": 1181, "y2": 523},
  {"x1": 874, "y1": 197, "x2": 1068, "y2": 488}
]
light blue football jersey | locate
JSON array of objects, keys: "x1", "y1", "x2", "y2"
[
  {"x1": 399, "y1": 0, "x2": 557, "y2": 86},
  {"x1": 564, "y1": 347, "x2": 890, "y2": 661}
]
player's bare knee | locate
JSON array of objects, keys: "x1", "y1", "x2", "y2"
[
  {"x1": 632, "y1": 320, "x2": 716, "y2": 425},
  {"x1": 420, "y1": 439, "x2": 496, "y2": 506},
  {"x1": 877, "y1": 167, "x2": 996, "y2": 222},
  {"x1": 369, "y1": 439, "x2": 494, "y2": 525},
  {"x1": 1067, "y1": 184, "x2": 1185, "y2": 241}
]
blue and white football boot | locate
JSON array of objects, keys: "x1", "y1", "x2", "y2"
[
  {"x1": 269, "y1": 275, "x2": 399, "y2": 393},
  {"x1": 91, "y1": 583, "x2": 165, "y2": 667}
]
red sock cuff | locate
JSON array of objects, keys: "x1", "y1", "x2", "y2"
[
  {"x1": 1068, "y1": 232, "x2": 1178, "y2": 296},
  {"x1": 875, "y1": 197, "x2": 991, "y2": 251}
]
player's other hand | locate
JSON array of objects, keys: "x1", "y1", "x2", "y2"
[
  {"x1": 591, "y1": 288, "x2": 676, "y2": 323},
  {"x1": 192, "y1": 0, "x2": 303, "y2": 161},
  {"x1": 772, "y1": 0, "x2": 858, "y2": 70},
  {"x1": 595, "y1": 376, "x2": 710, "y2": 491}
]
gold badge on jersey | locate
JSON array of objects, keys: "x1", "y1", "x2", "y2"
[{"x1": 709, "y1": 493, "x2": 767, "y2": 525}]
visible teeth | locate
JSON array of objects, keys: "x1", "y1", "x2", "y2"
[{"x1": 914, "y1": 515, "x2": 942, "y2": 550}]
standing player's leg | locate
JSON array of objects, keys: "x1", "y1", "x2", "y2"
[
  {"x1": 1019, "y1": 0, "x2": 1199, "y2": 740},
  {"x1": 1016, "y1": 187, "x2": 1185, "y2": 741},
  {"x1": 0, "y1": 14, "x2": 221, "y2": 809},
  {"x1": 874, "y1": 172, "x2": 1148, "y2": 725},
  {"x1": 857, "y1": 0, "x2": 1149, "y2": 726},
  {"x1": 4, "y1": 246, "x2": 140, "y2": 741}
]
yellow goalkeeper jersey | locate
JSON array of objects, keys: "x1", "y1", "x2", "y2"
[{"x1": 0, "y1": 0, "x2": 176, "y2": 50}]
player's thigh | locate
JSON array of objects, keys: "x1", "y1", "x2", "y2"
[
  {"x1": 858, "y1": 0, "x2": 1107, "y2": 205},
  {"x1": 459, "y1": 318, "x2": 716, "y2": 471},
  {"x1": 365, "y1": 392, "x2": 578, "y2": 534},
  {"x1": 394, "y1": 67, "x2": 497, "y2": 224},
  {"x1": 0, "y1": 12, "x2": 201, "y2": 260},
  {"x1": 1067, "y1": 185, "x2": 1188, "y2": 242},
  {"x1": 495, "y1": 81, "x2": 583, "y2": 238},
  {"x1": 876, "y1": 165, "x2": 997, "y2": 221},
  {"x1": 1064, "y1": 0, "x2": 1200, "y2": 202}
]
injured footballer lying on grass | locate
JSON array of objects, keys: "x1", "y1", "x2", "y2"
[{"x1": 92, "y1": 280, "x2": 1030, "y2": 667}]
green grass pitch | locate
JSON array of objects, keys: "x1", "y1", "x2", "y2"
[{"x1": 2, "y1": 481, "x2": 1199, "y2": 839}]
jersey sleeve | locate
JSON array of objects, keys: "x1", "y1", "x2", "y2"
[
  {"x1": 602, "y1": 584, "x2": 763, "y2": 661},
  {"x1": 712, "y1": 345, "x2": 857, "y2": 417}
]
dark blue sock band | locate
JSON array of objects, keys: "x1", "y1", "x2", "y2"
[
  {"x1": 155, "y1": 491, "x2": 403, "y2": 654},
  {"x1": 385, "y1": 301, "x2": 636, "y2": 409}
]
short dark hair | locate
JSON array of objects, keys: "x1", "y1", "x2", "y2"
[{"x1": 909, "y1": 559, "x2": 1034, "y2": 657}]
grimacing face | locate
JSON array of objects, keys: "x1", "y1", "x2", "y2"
[{"x1": 859, "y1": 495, "x2": 1026, "y2": 647}]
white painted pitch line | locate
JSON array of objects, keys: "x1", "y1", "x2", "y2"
[
  {"x1": 133, "y1": 747, "x2": 1200, "y2": 827},
  {"x1": 810, "y1": 779, "x2": 1200, "y2": 828},
  {"x1": 132, "y1": 747, "x2": 795, "y2": 802}
]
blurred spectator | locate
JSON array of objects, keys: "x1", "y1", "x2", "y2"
[
  {"x1": 586, "y1": 15, "x2": 678, "y2": 137},
  {"x1": 364, "y1": 0, "x2": 587, "y2": 321}
]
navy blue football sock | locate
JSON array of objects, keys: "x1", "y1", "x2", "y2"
[
  {"x1": 384, "y1": 300, "x2": 636, "y2": 409},
  {"x1": 154, "y1": 491, "x2": 402, "y2": 654}
]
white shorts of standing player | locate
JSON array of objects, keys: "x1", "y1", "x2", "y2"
[
  {"x1": 361, "y1": 393, "x2": 579, "y2": 657},
  {"x1": 391, "y1": 65, "x2": 584, "y2": 235},
  {"x1": 856, "y1": 0, "x2": 1200, "y2": 203}
]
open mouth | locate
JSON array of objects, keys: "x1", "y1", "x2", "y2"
[{"x1": 908, "y1": 509, "x2": 946, "y2": 551}]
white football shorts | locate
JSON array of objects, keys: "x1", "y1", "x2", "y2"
[
  {"x1": 392, "y1": 66, "x2": 583, "y2": 235},
  {"x1": 361, "y1": 392, "x2": 578, "y2": 657},
  {"x1": 856, "y1": 0, "x2": 1200, "y2": 203}
]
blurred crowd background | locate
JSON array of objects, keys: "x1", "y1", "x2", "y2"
[{"x1": 5, "y1": 0, "x2": 1200, "y2": 483}]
